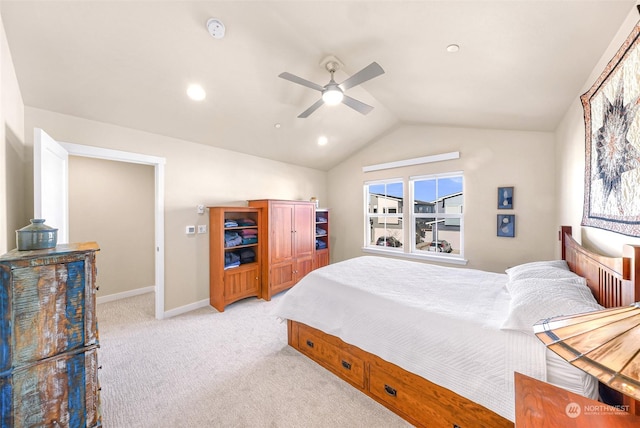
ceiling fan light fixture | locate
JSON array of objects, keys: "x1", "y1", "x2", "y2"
[{"x1": 322, "y1": 88, "x2": 343, "y2": 105}]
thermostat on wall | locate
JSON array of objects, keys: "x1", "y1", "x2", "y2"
[{"x1": 186, "y1": 225, "x2": 196, "y2": 234}]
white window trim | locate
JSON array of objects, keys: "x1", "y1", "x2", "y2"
[{"x1": 362, "y1": 246, "x2": 468, "y2": 265}]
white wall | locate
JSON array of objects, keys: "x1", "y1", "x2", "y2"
[
  {"x1": 556, "y1": 7, "x2": 640, "y2": 257},
  {"x1": 327, "y1": 124, "x2": 556, "y2": 273},
  {"x1": 0, "y1": 10, "x2": 26, "y2": 254},
  {"x1": 69, "y1": 156, "x2": 155, "y2": 297},
  {"x1": 24, "y1": 107, "x2": 327, "y2": 312}
]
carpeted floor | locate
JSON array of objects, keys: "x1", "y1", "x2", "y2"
[{"x1": 96, "y1": 293, "x2": 411, "y2": 427}]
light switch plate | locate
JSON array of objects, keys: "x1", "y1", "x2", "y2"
[{"x1": 197, "y1": 225, "x2": 207, "y2": 234}]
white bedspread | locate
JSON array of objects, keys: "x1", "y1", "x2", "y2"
[{"x1": 272, "y1": 256, "x2": 547, "y2": 422}]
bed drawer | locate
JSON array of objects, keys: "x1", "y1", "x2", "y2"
[
  {"x1": 369, "y1": 363, "x2": 455, "y2": 426},
  {"x1": 296, "y1": 325, "x2": 365, "y2": 389}
]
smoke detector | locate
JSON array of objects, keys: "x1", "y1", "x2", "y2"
[{"x1": 206, "y1": 18, "x2": 225, "y2": 39}]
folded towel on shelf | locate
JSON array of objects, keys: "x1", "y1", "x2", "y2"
[
  {"x1": 236, "y1": 218, "x2": 256, "y2": 227},
  {"x1": 224, "y1": 231, "x2": 243, "y2": 248},
  {"x1": 224, "y1": 251, "x2": 241, "y2": 269},
  {"x1": 240, "y1": 249, "x2": 255, "y2": 264},
  {"x1": 224, "y1": 219, "x2": 239, "y2": 228}
]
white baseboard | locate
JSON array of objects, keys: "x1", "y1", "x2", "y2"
[
  {"x1": 97, "y1": 286, "x2": 156, "y2": 304},
  {"x1": 97, "y1": 287, "x2": 211, "y2": 319},
  {"x1": 162, "y1": 299, "x2": 211, "y2": 319}
]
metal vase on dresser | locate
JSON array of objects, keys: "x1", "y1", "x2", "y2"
[{"x1": 0, "y1": 242, "x2": 101, "y2": 427}]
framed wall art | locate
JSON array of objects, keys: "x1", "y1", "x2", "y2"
[
  {"x1": 498, "y1": 186, "x2": 513, "y2": 209},
  {"x1": 497, "y1": 214, "x2": 515, "y2": 238},
  {"x1": 581, "y1": 21, "x2": 640, "y2": 237}
]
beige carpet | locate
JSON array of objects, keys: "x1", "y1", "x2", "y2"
[{"x1": 96, "y1": 293, "x2": 411, "y2": 428}]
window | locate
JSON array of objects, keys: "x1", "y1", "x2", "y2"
[
  {"x1": 364, "y1": 172, "x2": 464, "y2": 261},
  {"x1": 411, "y1": 173, "x2": 463, "y2": 258},
  {"x1": 365, "y1": 180, "x2": 404, "y2": 248}
]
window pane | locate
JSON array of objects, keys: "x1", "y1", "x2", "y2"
[
  {"x1": 368, "y1": 182, "x2": 404, "y2": 214},
  {"x1": 368, "y1": 184, "x2": 384, "y2": 214},
  {"x1": 414, "y1": 179, "x2": 436, "y2": 213},
  {"x1": 387, "y1": 183, "x2": 404, "y2": 214},
  {"x1": 415, "y1": 216, "x2": 436, "y2": 251},
  {"x1": 415, "y1": 217, "x2": 460, "y2": 254},
  {"x1": 439, "y1": 177, "x2": 463, "y2": 197},
  {"x1": 414, "y1": 176, "x2": 463, "y2": 213},
  {"x1": 368, "y1": 217, "x2": 403, "y2": 248}
]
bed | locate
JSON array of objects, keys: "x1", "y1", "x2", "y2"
[{"x1": 272, "y1": 226, "x2": 640, "y2": 427}]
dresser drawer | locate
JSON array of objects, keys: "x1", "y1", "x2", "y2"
[
  {"x1": 2, "y1": 259, "x2": 98, "y2": 369},
  {"x1": 297, "y1": 325, "x2": 365, "y2": 388},
  {"x1": 1, "y1": 345, "x2": 101, "y2": 428}
]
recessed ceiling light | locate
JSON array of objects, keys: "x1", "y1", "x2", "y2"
[
  {"x1": 446, "y1": 44, "x2": 460, "y2": 53},
  {"x1": 318, "y1": 136, "x2": 328, "y2": 146},
  {"x1": 187, "y1": 84, "x2": 206, "y2": 101},
  {"x1": 274, "y1": 123, "x2": 281, "y2": 129}
]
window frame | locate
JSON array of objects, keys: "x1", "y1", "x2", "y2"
[
  {"x1": 363, "y1": 172, "x2": 466, "y2": 265},
  {"x1": 409, "y1": 172, "x2": 464, "y2": 262}
]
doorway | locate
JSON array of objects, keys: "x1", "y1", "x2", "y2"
[
  {"x1": 36, "y1": 132, "x2": 166, "y2": 320},
  {"x1": 69, "y1": 156, "x2": 155, "y2": 309}
]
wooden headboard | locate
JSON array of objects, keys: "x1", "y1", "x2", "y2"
[
  {"x1": 526, "y1": 226, "x2": 640, "y2": 417},
  {"x1": 560, "y1": 226, "x2": 640, "y2": 308}
]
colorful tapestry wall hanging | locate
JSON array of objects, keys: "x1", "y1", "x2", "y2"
[{"x1": 581, "y1": 20, "x2": 640, "y2": 237}]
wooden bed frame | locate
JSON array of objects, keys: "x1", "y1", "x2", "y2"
[{"x1": 286, "y1": 226, "x2": 640, "y2": 427}]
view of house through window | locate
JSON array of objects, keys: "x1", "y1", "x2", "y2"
[
  {"x1": 412, "y1": 173, "x2": 463, "y2": 256},
  {"x1": 365, "y1": 172, "x2": 463, "y2": 258}
]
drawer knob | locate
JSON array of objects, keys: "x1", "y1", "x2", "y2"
[
  {"x1": 341, "y1": 360, "x2": 352, "y2": 370},
  {"x1": 384, "y1": 384, "x2": 397, "y2": 398},
  {"x1": 306, "y1": 339, "x2": 314, "y2": 348}
]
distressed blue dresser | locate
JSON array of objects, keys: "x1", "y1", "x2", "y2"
[{"x1": 0, "y1": 242, "x2": 101, "y2": 427}]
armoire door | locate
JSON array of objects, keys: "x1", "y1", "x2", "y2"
[
  {"x1": 270, "y1": 202, "x2": 295, "y2": 265},
  {"x1": 294, "y1": 203, "x2": 314, "y2": 259}
]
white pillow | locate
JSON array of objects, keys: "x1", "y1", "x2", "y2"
[
  {"x1": 501, "y1": 277, "x2": 602, "y2": 334},
  {"x1": 505, "y1": 260, "x2": 573, "y2": 282}
]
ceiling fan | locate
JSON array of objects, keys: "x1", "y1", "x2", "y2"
[{"x1": 279, "y1": 58, "x2": 385, "y2": 118}]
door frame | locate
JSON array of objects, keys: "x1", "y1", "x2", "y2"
[{"x1": 61, "y1": 142, "x2": 166, "y2": 320}]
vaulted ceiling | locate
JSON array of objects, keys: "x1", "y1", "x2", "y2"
[{"x1": 1, "y1": 1, "x2": 635, "y2": 170}]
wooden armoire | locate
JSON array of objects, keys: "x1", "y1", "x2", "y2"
[
  {"x1": 248, "y1": 199, "x2": 315, "y2": 300},
  {"x1": 0, "y1": 243, "x2": 101, "y2": 427}
]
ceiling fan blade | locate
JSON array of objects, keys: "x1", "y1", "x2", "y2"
[
  {"x1": 339, "y1": 62, "x2": 385, "y2": 91},
  {"x1": 342, "y1": 95, "x2": 374, "y2": 115},
  {"x1": 298, "y1": 99, "x2": 325, "y2": 118},
  {"x1": 279, "y1": 72, "x2": 324, "y2": 92}
]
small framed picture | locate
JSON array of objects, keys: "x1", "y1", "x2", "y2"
[
  {"x1": 497, "y1": 214, "x2": 515, "y2": 237},
  {"x1": 498, "y1": 186, "x2": 513, "y2": 209}
]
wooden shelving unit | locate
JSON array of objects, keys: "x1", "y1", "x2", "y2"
[
  {"x1": 315, "y1": 208, "x2": 329, "y2": 268},
  {"x1": 209, "y1": 206, "x2": 262, "y2": 311}
]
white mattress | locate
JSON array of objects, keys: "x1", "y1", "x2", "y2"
[{"x1": 272, "y1": 256, "x2": 598, "y2": 422}]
